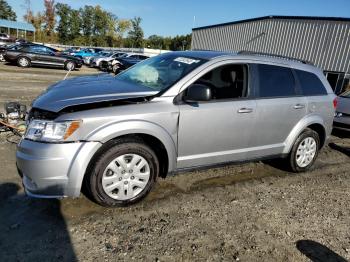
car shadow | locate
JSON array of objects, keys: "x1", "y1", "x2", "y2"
[
  {"x1": 329, "y1": 143, "x2": 350, "y2": 157},
  {"x1": 332, "y1": 129, "x2": 350, "y2": 139},
  {"x1": 0, "y1": 183, "x2": 77, "y2": 261},
  {"x1": 296, "y1": 240, "x2": 347, "y2": 262}
]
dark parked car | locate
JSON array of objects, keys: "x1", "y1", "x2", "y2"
[
  {"x1": 333, "y1": 90, "x2": 350, "y2": 132},
  {"x1": 0, "y1": 45, "x2": 7, "y2": 62},
  {"x1": 4, "y1": 43, "x2": 83, "y2": 70}
]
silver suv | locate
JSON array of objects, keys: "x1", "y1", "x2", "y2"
[{"x1": 16, "y1": 51, "x2": 336, "y2": 207}]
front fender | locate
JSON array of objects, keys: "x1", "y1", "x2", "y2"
[
  {"x1": 86, "y1": 120, "x2": 177, "y2": 173},
  {"x1": 283, "y1": 114, "x2": 326, "y2": 154}
]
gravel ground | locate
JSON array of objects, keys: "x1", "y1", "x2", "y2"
[{"x1": 0, "y1": 63, "x2": 349, "y2": 262}]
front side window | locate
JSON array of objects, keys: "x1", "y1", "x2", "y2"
[
  {"x1": 116, "y1": 53, "x2": 206, "y2": 91},
  {"x1": 193, "y1": 64, "x2": 249, "y2": 100},
  {"x1": 257, "y1": 64, "x2": 296, "y2": 98},
  {"x1": 29, "y1": 46, "x2": 53, "y2": 55},
  {"x1": 295, "y1": 69, "x2": 327, "y2": 96}
]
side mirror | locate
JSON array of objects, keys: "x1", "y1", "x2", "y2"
[{"x1": 184, "y1": 84, "x2": 212, "y2": 102}]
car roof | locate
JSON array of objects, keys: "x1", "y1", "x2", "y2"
[{"x1": 168, "y1": 50, "x2": 321, "y2": 73}]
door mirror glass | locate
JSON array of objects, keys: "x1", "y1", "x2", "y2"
[{"x1": 184, "y1": 84, "x2": 212, "y2": 102}]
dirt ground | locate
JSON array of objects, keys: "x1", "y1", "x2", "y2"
[{"x1": 0, "y1": 63, "x2": 349, "y2": 262}]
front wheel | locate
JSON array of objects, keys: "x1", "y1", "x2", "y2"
[
  {"x1": 85, "y1": 139, "x2": 159, "y2": 207},
  {"x1": 288, "y1": 128, "x2": 320, "y2": 172},
  {"x1": 65, "y1": 61, "x2": 76, "y2": 71},
  {"x1": 17, "y1": 57, "x2": 31, "y2": 67}
]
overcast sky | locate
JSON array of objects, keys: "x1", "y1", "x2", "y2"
[{"x1": 7, "y1": 0, "x2": 350, "y2": 37}]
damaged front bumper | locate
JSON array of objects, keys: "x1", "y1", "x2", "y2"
[{"x1": 16, "y1": 139, "x2": 101, "y2": 198}]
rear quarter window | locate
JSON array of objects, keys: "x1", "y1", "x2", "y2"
[
  {"x1": 295, "y1": 69, "x2": 328, "y2": 96},
  {"x1": 257, "y1": 64, "x2": 296, "y2": 97}
]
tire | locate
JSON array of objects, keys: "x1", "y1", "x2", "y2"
[
  {"x1": 65, "y1": 61, "x2": 76, "y2": 71},
  {"x1": 17, "y1": 56, "x2": 31, "y2": 68},
  {"x1": 288, "y1": 128, "x2": 320, "y2": 172},
  {"x1": 85, "y1": 138, "x2": 159, "y2": 207},
  {"x1": 0, "y1": 54, "x2": 5, "y2": 62}
]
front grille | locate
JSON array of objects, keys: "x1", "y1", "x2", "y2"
[{"x1": 28, "y1": 108, "x2": 58, "y2": 121}]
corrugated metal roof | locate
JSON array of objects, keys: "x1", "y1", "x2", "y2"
[
  {"x1": 191, "y1": 17, "x2": 350, "y2": 73},
  {"x1": 0, "y1": 19, "x2": 35, "y2": 31},
  {"x1": 193, "y1": 15, "x2": 350, "y2": 31}
]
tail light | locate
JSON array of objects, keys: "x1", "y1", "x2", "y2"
[{"x1": 333, "y1": 97, "x2": 338, "y2": 109}]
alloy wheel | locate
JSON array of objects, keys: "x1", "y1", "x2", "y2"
[{"x1": 296, "y1": 137, "x2": 317, "y2": 168}]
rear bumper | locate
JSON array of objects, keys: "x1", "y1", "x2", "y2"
[
  {"x1": 333, "y1": 118, "x2": 350, "y2": 132},
  {"x1": 16, "y1": 139, "x2": 102, "y2": 198}
]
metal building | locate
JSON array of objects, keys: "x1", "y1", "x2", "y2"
[
  {"x1": 191, "y1": 16, "x2": 350, "y2": 94},
  {"x1": 0, "y1": 19, "x2": 35, "y2": 41}
]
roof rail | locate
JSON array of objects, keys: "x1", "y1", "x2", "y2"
[{"x1": 237, "y1": 50, "x2": 314, "y2": 65}]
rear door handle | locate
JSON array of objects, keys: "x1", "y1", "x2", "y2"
[
  {"x1": 238, "y1": 108, "x2": 253, "y2": 114},
  {"x1": 294, "y1": 104, "x2": 305, "y2": 109}
]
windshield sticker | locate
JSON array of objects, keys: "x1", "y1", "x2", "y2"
[{"x1": 174, "y1": 57, "x2": 201, "y2": 65}]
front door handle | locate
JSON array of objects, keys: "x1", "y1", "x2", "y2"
[
  {"x1": 238, "y1": 108, "x2": 253, "y2": 114},
  {"x1": 294, "y1": 104, "x2": 305, "y2": 109}
]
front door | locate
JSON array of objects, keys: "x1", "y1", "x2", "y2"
[{"x1": 177, "y1": 63, "x2": 256, "y2": 169}]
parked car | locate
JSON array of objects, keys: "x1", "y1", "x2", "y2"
[
  {"x1": 17, "y1": 51, "x2": 336, "y2": 207},
  {"x1": 333, "y1": 90, "x2": 350, "y2": 132},
  {"x1": 85, "y1": 51, "x2": 112, "y2": 66},
  {"x1": 0, "y1": 45, "x2": 7, "y2": 62},
  {"x1": 91, "y1": 52, "x2": 126, "y2": 68},
  {"x1": 69, "y1": 48, "x2": 104, "y2": 59},
  {"x1": 0, "y1": 33, "x2": 10, "y2": 40},
  {"x1": 83, "y1": 51, "x2": 110, "y2": 65},
  {"x1": 4, "y1": 43, "x2": 83, "y2": 70},
  {"x1": 101, "y1": 53, "x2": 149, "y2": 74}
]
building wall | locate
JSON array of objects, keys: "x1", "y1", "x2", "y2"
[{"x1": 192, "y1": 18, "x2": 350, "y2": 74}]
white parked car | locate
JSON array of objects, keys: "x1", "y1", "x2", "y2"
[
  {"x1": 0, "y1": 33, "x2": 10, "y2": 41},
  {"x1": 91, "y1": 52, "x2": 126, "y2": 68}
]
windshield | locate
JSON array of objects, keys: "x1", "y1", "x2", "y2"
[{"x1": 116, "y1": 53, "x2": 206, "y2": 91}]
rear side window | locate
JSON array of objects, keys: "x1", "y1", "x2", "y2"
[
  {"x1": 295, "y1": 70, "x2": 327, "y2": 96},
  {"x1": 257, "y1": 64, "x2": 296, "y2": 97}
]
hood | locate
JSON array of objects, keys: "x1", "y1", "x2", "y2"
[
  {"x1": 337, "y1": 96, "x2": 350, "y2": 114},
  {"x1": 32, "y1": 74, "x2": 158, "y2": 112}
]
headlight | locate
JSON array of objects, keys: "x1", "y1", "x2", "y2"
[{"x1": 25, "y1": 120, "x2": 81, "y2": 142}]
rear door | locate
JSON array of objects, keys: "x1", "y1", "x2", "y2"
[{"x1": 248, "y1": 63, "x2": 307, "y2": 158}]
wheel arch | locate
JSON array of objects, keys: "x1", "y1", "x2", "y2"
[
  {"x1": 67, "y1": 121, "x2": 177, "y2": 197},
  {"x1": 283, "y1": 115, "x2": 328, "y2": 154}
]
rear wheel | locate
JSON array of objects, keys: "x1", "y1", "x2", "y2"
[
  {"x1": 17, "y1": 57, "x2": 31, "y2": 67},
  {"x1": 288, "y1": 128, "x2": 320, "y2": 172},
  {"x1": 65, "y1": 61, "x2": 76, "y2": 71},
  {"x1": 86, "y1": 138, "x2": 159, "y2": 207}
]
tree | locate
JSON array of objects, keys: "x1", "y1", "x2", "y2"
[
  {"x1": 68, "y1": 9, "x2": 81, "y2": 42},
  {"x1": 146, "y1": 35, "x2": 163, "y2": 49},
  {"x1": 0, "y1": 0, "x2": 17, "y2": 21},
  {"x1": 55, "y1": 3, "x2": 71, "y2": 44},
  {"x1": 43, "y1": 0, "x2": 55, "y2": 38},
  {"x1": 117, "y1": 19, "x2": 131, "y2": 38},
  {"x1": 128, "y1": 17, "x2": 144, "y2": 48},
  {"x1": 80, "y1": 5, "x2": 94, "y2": 38}
]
